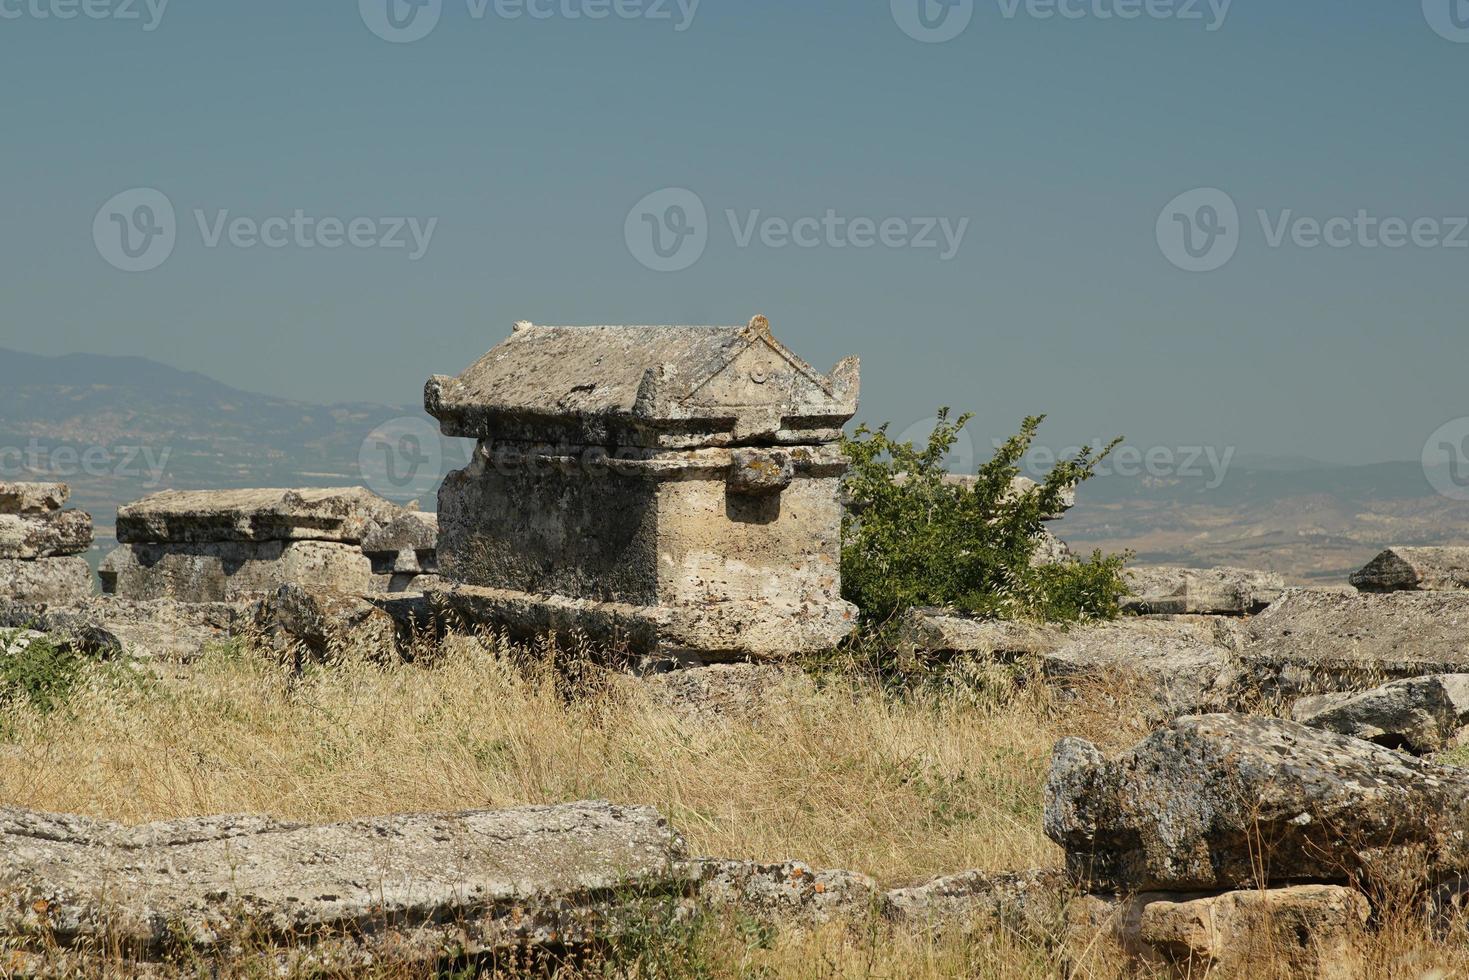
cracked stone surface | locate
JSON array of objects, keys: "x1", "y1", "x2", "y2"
[
  {"x1": 0, "y1": 801, "x2": 688, "y2": 969},
  {"x1": 1044, "y1": 713, "x2": 1469, "y2": 892}
]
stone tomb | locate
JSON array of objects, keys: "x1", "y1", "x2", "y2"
[
  {"x1": 102, "y1": 488, "x2": 399, "y2": 602},
  {"x1": 425, "y1": 316, "x2": 860, "y2": 661},
  {"x1": 0, "y1": 481, "x2": 95, "y2": 604}
]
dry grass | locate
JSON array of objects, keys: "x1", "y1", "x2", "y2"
[
  {"x1": 0, "y1": 636, "x2": 1072, "y2": 884},
  {"x1": 5, "y1": 634, "x2": 1469, "y2": 978}
]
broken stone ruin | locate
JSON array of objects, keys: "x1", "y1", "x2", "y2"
[
  {"x1": 0, "y1": 481, "x2": 95, "y2": 604},
  {"x1": 100, "y1": 487, "x2": 419, "y2": 602},
  {"x1": 425, "y1": 315, "x2": 861, "y2": 662}
]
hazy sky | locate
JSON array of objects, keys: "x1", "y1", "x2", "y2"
[{"x1": 2, "y1": 1, "x2": 1466, "y2": 465}]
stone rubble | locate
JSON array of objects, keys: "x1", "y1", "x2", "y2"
[
  {"x1": 691, "y1": 860, "x2": 879, "y2": 927},
  {"x1": 1350, "y1": 545, "x2": 1469, "y2": 593},
  {"x1": 1122, "y1": 564, "x2": 1286, "y2": 616},
  {"x1": 1238, "y1": 589, "x2": 1469, "y2": 699},
  {"x1": 0, "y1": 482, "x2": 95, "y2": 604},
  {"x1": 1045, "y1": 713, "x2": 1469, "y2": 893},
  {"x1": 0, "y1": 481, "x2": 69, "y2": 514},
  {"x1": 0, "y1": 595, "x2": 247, "y2": 663},
  {"x1": 252, "y1": 583, "x2": 400, "y2": 666},
  {"x1": 1069, "y1": 885, "x2": 1369, "y2": 979},
  {"x1": 1043, "y1": 713, "x2": 1469, "y2": 975},
  {"x1": 1291, "y1": 673, "x2": 1469, "y2": 754},
  {"x1": 898, "y1": 609, "x2": 1247, "y2": 719}
]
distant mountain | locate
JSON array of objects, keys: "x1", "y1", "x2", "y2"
[
  {"x1": 1063, "y1": 459, "x2": 1469, "y2": 585},
  {"x1": 3, "y1": 346, "x2": 1466, "y2": 584},
  {"x1": 0, "y1": 347, "x2": 468, "y2": 561}
]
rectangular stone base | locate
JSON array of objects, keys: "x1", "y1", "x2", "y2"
[
  {"x1": 434, "y1": 584, "x2": 856, "y2": 662},
  {"x1": 0, "y1": 557, "x2": 95, "y2": 605},
  {"x1": 101, "y1": 541, "x2": 374, "y2": 603}
]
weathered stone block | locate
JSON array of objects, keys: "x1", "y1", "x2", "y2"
[
  {"x1": 428, "y1": 318, "x2": 859, "y2": 660},
  {"x1": 1069, "y1": 885, "x2": 1369, "y2": 979},
  {"x1": 117, "y1": 487, "x2": 401, "y2": 544},
  {"x1": 0, "y1": 557, "x2": 94, "y2": 604},
  {"x1": 1123, "y1": 565, "x2": 1285, "y2": 615},
  {"x1": 1045, "y1": 713, "x2": 1469, "y2": 893},
  {"x1": 898, "y1": 611, "x2": 1247, "y2": 719},
  {"x1": 101, "y1": 540, "x2": 374, "y2": 602},
  {"x1": 0, "y1": 510, "x2": 93, "y2": 559},
  {"x1": 0, "y1": 596, "x2": 247, "y2": 662},
  {"x1": 253, "y1": 584, "x2": 399, "y2": 664},
  {"x1": 0, "y1": 481, "x2": 68, "y2": 514},
  {"x1": 362, "y1": 510, "x2": 437, "y2": 577},
  {"x1": 1239, "y1": 590, "x2": 1469, "y2": 697},
  {"x1": 1292, "y1": 674, "x2": 1469, "y2": 754},
  {"x1": 0, "y1": 801, "x2": 688, "y2": 970},
  {"x1": 1350, "y1": 546, "x2": 1469, "y2": 593}
]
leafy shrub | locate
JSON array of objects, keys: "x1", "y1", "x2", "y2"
[
  {"x1": 840, "y1": 410, "x2": 1129, "y2": 624},
  {"x1": 0, "y1": 631, "x2": 88, "y2": 718}
]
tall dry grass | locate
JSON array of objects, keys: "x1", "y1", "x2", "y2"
[
  {"x1": 7, "y1": 634, "x2": 1469, "y2": 978},
  {"x1": 0, "y1": 636, "x2": 1071, "y2": 884}
]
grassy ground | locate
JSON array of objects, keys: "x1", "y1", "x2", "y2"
[
  {"x1": 3, "y1": 630, "x2": 1468, "y2": 977},
  {"x1": 1, "y1": 635, "x2": 1081, "y2": 883}
]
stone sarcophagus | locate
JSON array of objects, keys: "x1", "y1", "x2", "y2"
[{"x1": 425, "y1": 316, "x2": 859, "y2": 661}]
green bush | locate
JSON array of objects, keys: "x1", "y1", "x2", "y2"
[
  {"x1": 0, "y1": 631, "x2": 89, "y2": 718},
  {"x1": 840, "y1": 410, "x2": 1129, "y2": 624}
]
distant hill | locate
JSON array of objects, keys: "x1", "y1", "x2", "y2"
[
  {"x1": 1063, "y1": 458, "x2": 1469, "y2": 585},
  {"x1": 3, "y1": 346, "x2": 1465, "y2": 583},
  {"x1": 0, "y1": 347, "x2": 468, "y2": 562}
]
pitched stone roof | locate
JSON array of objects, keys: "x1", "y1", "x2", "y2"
[{"x1": 426, "y1": 316, "x2": 859, "y2": 448}]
